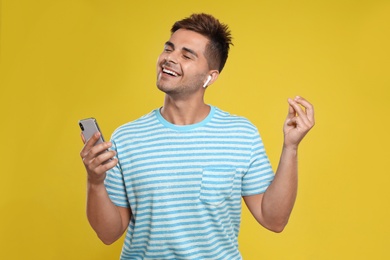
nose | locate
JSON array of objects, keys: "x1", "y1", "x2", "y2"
[
  {"x1": 165, "y1": 52, "x2": 178, "y2": 64},
  {"x1": 165, "y1": 56, "x2": 176, "y2": 64}
]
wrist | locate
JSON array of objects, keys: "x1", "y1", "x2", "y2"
[
  {"x1": 282, "y1": 143, "x2": 299, "y2": 154},
  {"x1": 87, "y1": 177, "x2": 106, "y2": 190}
]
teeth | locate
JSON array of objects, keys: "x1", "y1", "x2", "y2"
[{"x1": 163, "y1": 68, "x2": 178, "y2": 77}]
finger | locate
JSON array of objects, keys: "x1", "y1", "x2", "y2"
[
  {"x1": 89, "y1": 149, "x2": 116, "y2": 169},
  {"x1": 83, "y1": 141, "x2": 113, "y2": 164},
  {"x1": 94, "y1": 158, "x2": 118, "y2": 174},
  {"x1": 286, "y1": 116, "x2": 297, "y2": 127},
  {"x1": 294, "y1": 96, "x2": 315, "y2": 125},
  {"x1": 80, "y1": 132, "x2": 101, "y2": 158},
  {"x1": 286, "y1": 114, "x2": 306, "y2": 128},
  {"x1": 86, "y1": 132, "x2": 101, "y2": 147},
  {"x1": 286, "y1": 102, "x2": 296, "y2": 119},
  {"x1": 287, "y1": 98, "x2": 311, "y2": 127},
  {"x1": 85, "y1": 157, "x2": 118, "y2": 179}
]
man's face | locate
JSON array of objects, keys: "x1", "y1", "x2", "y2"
[{"x1": 156, "y1": 29, "x2": 211, "y2": 97}]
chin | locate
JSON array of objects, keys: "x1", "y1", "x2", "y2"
[{"x1": 156, "y1": 82, "x2": 172, "y2": 93}]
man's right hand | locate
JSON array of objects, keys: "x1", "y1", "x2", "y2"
[{"x1": 80, "y1": 132, "x2": 118, "y2": 185}]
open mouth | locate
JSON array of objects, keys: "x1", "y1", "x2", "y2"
[{"x1": 162, "y1": 68, "x2": 180, "y2": 77}]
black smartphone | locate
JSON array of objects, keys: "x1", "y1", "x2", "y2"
[{"x1": 78, "y1": 117, "x2": 106, "y2": 146}]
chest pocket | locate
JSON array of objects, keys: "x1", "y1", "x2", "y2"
[{"x1": 199, "y1": 168, "x2": 236, "y2": 206}]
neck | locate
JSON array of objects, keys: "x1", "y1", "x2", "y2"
[{"x1": 160, "y1": 95, "x2": 210, "y2": 125}]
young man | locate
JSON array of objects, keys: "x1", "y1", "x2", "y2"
[{"x1": 80, "y1": 13, "x2": 314, "y2": 259}]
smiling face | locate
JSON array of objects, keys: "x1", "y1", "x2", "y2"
[{"x1": 156, "y1": 29, "x2": 216, "y2": 98}]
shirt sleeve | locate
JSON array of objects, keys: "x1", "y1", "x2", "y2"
[
  {"x1": 241, "y1": 129, "x2": 275, "y2": 196},
  {"x1": 104, "y1": 139, "x2": 130, "y2": 208}
]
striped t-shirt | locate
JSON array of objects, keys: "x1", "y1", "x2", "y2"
[{"x1": 105, "y1": 105, "x2": 274, "y2": 260}]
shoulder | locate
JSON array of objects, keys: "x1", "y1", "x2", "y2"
[
  {"x1": 211, "y1": 107, "x2": 258, "y2": 133},
  {"x1": 111, "y1": 110, "x2": 159, "y2": 139}
]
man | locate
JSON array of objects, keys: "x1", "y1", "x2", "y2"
[{"x1": 80, "y1": 13, "x2": 314, "y2": 259}]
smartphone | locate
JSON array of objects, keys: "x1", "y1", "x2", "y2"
[{"x1": 78, "y1": 117, "x2": 106, "y2": 146}]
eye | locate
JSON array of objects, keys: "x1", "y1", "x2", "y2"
[{"x1": 183, "y1": 55, "x2": 191, "y2": 60}]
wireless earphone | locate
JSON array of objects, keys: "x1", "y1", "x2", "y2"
[{"x1": 203, "y1": 75, "x2": 212, "y2": 88}]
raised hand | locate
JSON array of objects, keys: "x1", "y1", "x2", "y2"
[
  {"x1": 283, "y1": 96, "x2": 315, "y2": 149},
  {"x1": 80, "y1": 132, "x2": 118, "y2": 185}
]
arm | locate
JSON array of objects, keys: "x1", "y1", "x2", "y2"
[
  {"x1": 80, "y1": 132, "x2": 131, "y2": 244},
  {"x1": 243, "y1": 96, "x2": 314, "y2": 232}
]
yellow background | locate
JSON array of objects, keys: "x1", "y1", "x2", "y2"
[{"x1": 1, "y1": 0, "x2": 389, "y2": 259}]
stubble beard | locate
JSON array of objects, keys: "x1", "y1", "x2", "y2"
[{"x1": 156, "y1": 74, "x2": 205, "y2": 98}]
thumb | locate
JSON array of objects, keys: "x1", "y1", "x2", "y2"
[
  {"x1": 286, "y1": 116, "x2": 298, "y2": 127},
  {"x1": 80, "y1": 133, "x2": 86, "y2": 144}
]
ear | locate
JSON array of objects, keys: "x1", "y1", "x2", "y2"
[
  {"x1": 203, "y1": 75, "x2": 212, "y2": 88},
  {"x1": 203, "y1": 70, "x2": 219, "y2": 88}
]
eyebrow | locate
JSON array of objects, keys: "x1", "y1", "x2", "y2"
[{"x1": 165, "y1": 41, "x2": 198, "y2": 58}]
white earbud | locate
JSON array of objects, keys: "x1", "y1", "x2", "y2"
[{"x1": 203, "y1": 75, "x2": 212, "y2": 88}]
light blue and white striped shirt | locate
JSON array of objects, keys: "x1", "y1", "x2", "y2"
[{"x1": 105, "y1": 106, "x2": 274, "y2": 259}]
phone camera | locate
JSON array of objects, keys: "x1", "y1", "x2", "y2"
[{"x1": 79, "y1": 123, "x2": 84, "y2": 131}]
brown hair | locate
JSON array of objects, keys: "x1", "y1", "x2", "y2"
[{"x1": 171, "y1": 13, "x2": 233, "y2": 72}]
